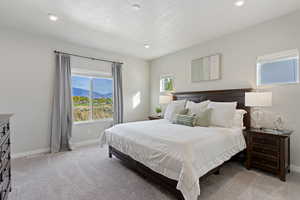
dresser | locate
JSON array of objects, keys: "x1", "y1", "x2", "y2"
[
  {"x1": 245, "y1": 128, "x2": 292, "y2": 181},
  {"x1": 0, "y1": 114, "x2": 12, "y2": 200}
]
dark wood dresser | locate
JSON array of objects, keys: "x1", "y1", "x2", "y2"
[
  {"x1": 245, "y1": 128, "x2": 292, "y2": 181},
  {"x1": 0, "y1": 114, "x2": 12, "y2": 200}
]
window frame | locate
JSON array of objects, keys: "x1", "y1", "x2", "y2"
[
  {"x1": 160, "y1": 75, "x2": 175, "y2": 93},
  {"x1": 71, "y1": 72, "x2": 113, "y2": 125},
  {"x1": 256, "y1": 49, "x2": 299, "y2": 87}
]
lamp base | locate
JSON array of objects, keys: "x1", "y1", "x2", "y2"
[{"x1": 252, "y1": 108, "x2": 264, "y2": 129}]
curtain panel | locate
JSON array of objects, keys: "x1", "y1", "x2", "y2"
[
  {"x1": 112, "y1": 63, "x2": 124, "y2": 125},
  {"x1": 50, "y1": 53, "x2": 73, "y2": 153}
]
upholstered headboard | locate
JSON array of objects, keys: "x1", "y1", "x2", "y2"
[{"x1": 172, "y1": 88, "x2": 252, "y2": 129}]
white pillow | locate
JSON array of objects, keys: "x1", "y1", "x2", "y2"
[
  {"x1": 208, "y1": 101, "x2": 237, "y2": 127},
  {"x1": 232, "y1": 109, "x2": 247, "y2": 129},
  {"x1": 186, "y1": 100, "x2": 210, "y2": 115},
  {"x1": 164, "y1": 100, "x2": 186, "y2": 121}
]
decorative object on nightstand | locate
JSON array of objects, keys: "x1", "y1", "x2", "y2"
[
  {"x1": 245, "y1": 128, "x2": 292, "y2": 181},
  {"x1": 155, "y1": 107, "x2": 162, "y2": 117},
  {"x1": 245, "y1": 92, "x2": 272, "y2": 129},
  {"x1": 152, "y1": 95, "x2": 172, "y2": 119},
  {"x1": 0, "y1": 114, "x2": 13, "y2": 200},
  {"x1": 273, "y1": 114, "x2": 285, "y2": 130}
]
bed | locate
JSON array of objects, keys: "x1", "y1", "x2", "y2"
[{"x1": 100, "y1": 88, "x2": 251, "y2": 200}]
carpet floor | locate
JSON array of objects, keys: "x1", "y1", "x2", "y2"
[{"x1": 10, "y1": 145, "x2": 300, "y2": 200}]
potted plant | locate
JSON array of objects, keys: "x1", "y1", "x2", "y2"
[{"x1": 155, "y1": 107, "x2": 162, "y2": 117}]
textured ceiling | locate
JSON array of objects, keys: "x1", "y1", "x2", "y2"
[{"x1": 0, "y1": 0, "x2": 300, "y2": 60}]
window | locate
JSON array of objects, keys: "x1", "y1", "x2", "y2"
[
  {"x1": 257, "y1": 49, "x2": 299, "y2": 86},
  {"x1": 72, "y1": 75, "x2": 113, "y2": 123},
  {"x1": 160, "y1": 76, "x2": 174, "y2": 93}
]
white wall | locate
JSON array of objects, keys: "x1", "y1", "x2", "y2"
[
  {"x1": 0, "y1": 28, "x2": 150, "y2": 156},
  {"x1": 150, "y1": 11, "x2": 300, "y2": 168}
]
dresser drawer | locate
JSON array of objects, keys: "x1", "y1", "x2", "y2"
[
  {"x1": 0, "y1": 137, "x2": 10, "y2": 161},
  {"x1": 1, "y1": 163, "x2": 10, "y2": 190},
  {"x1": 0, "y1": 123, "x2": 8, "y2": 140},
  {"x1": 0, "y1": 135, "x2": 8, "y2": 153},
  {"x1": 0, "y1": 116, "x2": 12, "y2": 200},
  {"x1": 251, "y1": 133, "x2": 279, "y2": 147},
  {"x1": 0, "y1": 179, "x2": 10, "y2": 200},
  {"x1": 0, "y1": 140, "x2": 10, "y2": 172}
]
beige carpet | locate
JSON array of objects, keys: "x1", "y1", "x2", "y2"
[{"x1": 10, "y1": 145, "x2": 300, "y2": 200}]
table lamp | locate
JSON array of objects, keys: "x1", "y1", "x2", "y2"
[
  {"x1": 245, "y1": 92, "x2": 272, "y2": 129},
  {"x1": 156, "y1": 95, "x2": 172, "y2": 116}
]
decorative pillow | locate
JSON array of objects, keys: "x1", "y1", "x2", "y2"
[
  {"x1": 186, "y1": 100, "x2": 210, "y2": 115},
  {"x1": 179, "y1": 108, "x2": 189, "y2": 115},
  {"x1": 194, "y1": 108, "x2": 212, "y2": 127},
  {"x1": 173, "y1": 114, "x2": 195, "y2": 127},
  {"x1": 164, "y1": 100, "x2": 186, "y2": 121},
  {"x1": 208, "y1": 101, "x2": 237, "y2": 127},
  {"x1": 232, "y1": 109, "x2": 247, "y2": 129}
]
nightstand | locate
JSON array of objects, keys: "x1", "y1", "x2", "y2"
[
  {"x1": 148, "y1": 115, "x2": 162, "y2": 120},
  {"x1": 245, "y1": 128, "x2": 293, "y2": 181}
]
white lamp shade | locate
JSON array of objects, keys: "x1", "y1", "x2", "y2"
[
  {"x1": 245, "y1": 92, "x2": 272, "y2": 107},
  {"x1": 159, "y1": 95, "x2": 172, "y2": 104}
]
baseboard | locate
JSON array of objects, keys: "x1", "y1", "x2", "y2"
[
  {"x1": 11, "y1": 148, "x2": 50, "y2": 159},
  {"x1": 291, "y1": 165, "x2": 300, "y2": 173},
  {"x1": 11, "y1": 139, "x2": 99, "y2": 159}
]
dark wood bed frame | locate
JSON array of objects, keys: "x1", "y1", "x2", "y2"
[{"x1": 108, "y1": 88, "x2": 252, "y2": 199}]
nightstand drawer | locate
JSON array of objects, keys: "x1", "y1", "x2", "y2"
[
  {"x1": 252, "y1": 133, "x2": 279, "y2": 147},
  {"x1": 252, "y1": 152, "x2": 279, "y2": 170},
  {"x1": 252, "y1": 144, "x2": 278, "y2": 157}
]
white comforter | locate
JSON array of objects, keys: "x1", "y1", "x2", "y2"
[{"x1": 100, "y1": 119, "x2": 246, "y2": 200}]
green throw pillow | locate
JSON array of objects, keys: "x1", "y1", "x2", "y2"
[
  {"x1": 194, "y1": 108, "x2": 212, "y2": 127},
  {"x1": 173, "y1": 114, "x2": 195, "y2": 127}
]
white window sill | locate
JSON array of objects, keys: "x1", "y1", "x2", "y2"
[
  {"x1": 73, "y1": 118, "x2": 113, "y2": 126},
  {"x1": 257, "y1": 81, "x2": 300, "y2": 88}
]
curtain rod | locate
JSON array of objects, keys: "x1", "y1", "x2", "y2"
[{"x1": 54, "y1": 50, "x2": 123, "y2": 65}]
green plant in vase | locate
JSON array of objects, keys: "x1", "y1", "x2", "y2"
[{"x1": 155, "y1": 107, "x2": 162, "y2": 117}]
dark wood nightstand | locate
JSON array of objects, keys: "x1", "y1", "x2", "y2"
[
  {"x1": 245, "y1": 128, "x2": 293, "y2": 181},
  {"x1": 148, "y1": 115, "x2": 162, "y2": 120}
]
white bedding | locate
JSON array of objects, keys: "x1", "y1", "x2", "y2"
[{"x1": 100, "y1": 119, "x2": 246, "y2": 200}]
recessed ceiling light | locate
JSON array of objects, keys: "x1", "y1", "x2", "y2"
[
  {"x1": 132, "y1": 4, "x2": 141, "y2": 10},
  {"x1": 234, "y1": 0, "x2": 245, "y2": 7},
  {"x1": 144, "y1": 44, "x2": 150, "y2": 49},
  {"x1": 48, "y1": 14, "x2": 58, "y2": 21}
]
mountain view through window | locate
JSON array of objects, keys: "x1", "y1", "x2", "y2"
[{"x1": 72, "y1": 75, "x2": 113, "y2": 122}]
